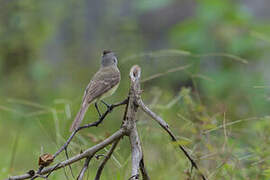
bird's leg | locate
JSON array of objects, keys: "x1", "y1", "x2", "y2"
[
  {"x1": 101, "y1": 100, "x2": 112, "y2": 111},
  {"x1": 95, "y1": 102, "x2": 102, "y2": 118}
]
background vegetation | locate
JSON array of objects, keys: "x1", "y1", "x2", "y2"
[{"x1": 1, "y1": 0, "x2": 270, "y2": 179}]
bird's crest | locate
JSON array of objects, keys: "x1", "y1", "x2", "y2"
[{"x1": 103, "y1": 50, "x2": 112, "y2": 55}]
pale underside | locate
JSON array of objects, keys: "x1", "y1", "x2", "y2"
[{"x1": 95, "y1": 83, "x2": 119, "y2": 102}]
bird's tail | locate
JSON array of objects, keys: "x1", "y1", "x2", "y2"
[{"x1": 70, "y1": 104, "x2": 89, "y2": 132}]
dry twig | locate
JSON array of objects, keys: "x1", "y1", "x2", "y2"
[
  {"x1": 77, "y1": 156, "x2": 93, "y2": 180},
  {"x1": 54, "y1": 98, "x2": 128, "y2": 158},
  {"x1": 8, "y1": 65, "x2": 206, "y2": 180},
  {"x1": 137, "y1": 98, "x2": 206, "y2": 180},
  {"x1": 7, "y1": 129, "x2": 126, "y2": 180},
  {"x1": 95, "y1": 139, "x2": 120, "y2": 180}
]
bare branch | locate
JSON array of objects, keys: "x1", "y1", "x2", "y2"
[
  {"x1": 95, "y1": 138, "x2": 120, "y2": 180},
  {"x1": 125, "y1": 65, "x2": 145, "y2": 180},
  {"x1": 77, "y1": 155, "x2": 93, "y2": 180},
  {"x1": 53, "y1": 98, "x2": 128, "y2": 158},
  {"x1": 121, "y1": 65, "x2": 141, "y2": 131},
  {"x1": 7, "y1": 129, "x2": 126, "y2": 180},
  {"x1": 137, "y1": 98, "x2": 206, "y2": 180},
  {"x1": 8, "y1": 64, "x2": 207, "y2": 180},
  {"x1": 136, "y1": 98, "x2": 173, "y2": 138},
  {"x1": 64, "y1": 148, "x2": 75, "y2": 178},
  {"x1": 129, "y1": 125, "x2": 142, "y2": 180}
]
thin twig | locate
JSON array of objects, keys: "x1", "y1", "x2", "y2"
[
  {"x1": 222, "y1": 112, "x2": 228, "y2": 152},
  {"x1": 137, "y1": 98, "x2": 206, "y2": 180},
  {"x1": 122, "y1": 49, "x2": 248, "y2": 64},
  {"x1": 203, "y1": 117, "x2": 258, "y2": 134},
  {"x1": 141, "y1": 64, "x2": 192, "y2": 83},
  {"x1": 29, "y1": 163, "x2": 60, "y2": 180},
  {"x1": 64, "y1": 148, "x2": 75, "y2": 179},
  {"x1": 77, "y1": 156, "x2": 93, "y2": 180},
  {"x1": 95, "y1": 154, "x2": 106, "y2": 160},
  {"x1": 26, "y1": 100, "x2": 127, "y2": 179},
  {"x1": 95, "y1": 138, "x2": 120, "y2": 180},
  {"x1": 53, "y1": 98, "x2": 128, "y2": 158},
  {"x1": 31, "y1": 174, "x2": 47, "y2": 180},
  {"x1": 46, "y1": 163, "x2": 61, "y2": 178},
  {"x1": 8, "y1": 64, "x2": 210, "y2": 180},
  {"x1": 62, "y1": 167, "x2": 69, "y2": 180},
  {"x1": 7, "y1": 129, "x2": 126, "y2": 180}
]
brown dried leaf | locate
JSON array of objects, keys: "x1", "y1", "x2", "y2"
[{"x1": 38, "y1": 153, "x2": 54, "y2": 167}]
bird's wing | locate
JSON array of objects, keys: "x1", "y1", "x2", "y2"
[{"x1": 82, "y1": 66, "x2": 120, "y2": 106}]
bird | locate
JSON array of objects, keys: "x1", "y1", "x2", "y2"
[{"x1": 70, "y1": 50, "x2": 121, "y2": 132}]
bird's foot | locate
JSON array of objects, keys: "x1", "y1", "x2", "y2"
[
  {"x1": 101, "y1": 100, "x2": 113, "y2": 111},
  {"x1": 95, "y1": 102, "x2": 102, "y2": 118}
]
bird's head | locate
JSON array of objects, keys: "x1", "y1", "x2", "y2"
[{"x1": 101, "y1": 50, "x2": 118, "y2": 67}]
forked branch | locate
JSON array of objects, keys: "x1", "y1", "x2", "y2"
[
  {"x1": 54, "y1": 98, "x2": 128, "y2": 158},
  {"x1": 77, "y1": 156, "x2": 93, "y2": 180},
  {"x1": 8, "y1": 65, "x2": 206, "y2": 180},
  {"x1": 94, "y1": 138, "x2": 121, "y2": 180},
  {"x1": 8, "y1": 129, "x2": 126, "y2": 180},
  {"x1": 137, "y1": 98, "x2": 206, "y2": 180}
]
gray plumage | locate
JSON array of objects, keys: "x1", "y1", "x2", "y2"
[{"x1": 70, "y1": 51, "x2": 120, "y2": 131}]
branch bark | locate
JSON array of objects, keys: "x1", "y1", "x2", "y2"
[
  {"x1": 53, "y1": 98, "x2": 128, "y2": 158},
  {"x1": 8, "y1": 129, "x2": 126, "y2": 180},
  {"x1": 8, "y1": 64, "x2": 206, "y2": 180},
  {"x1": 94, "y1": 138, "x2": 120, "y2": 180},
  {"x1": 129, "y1": 125, "x2": 142, "y2": 180},
  {"x1": 77, "y1": 155, "x2": 93, "y2": 180},
  {"x1": 123, "y1": 65, "x2": 144, "y2": 180},
  {"x1": 137, "y1": 98, "x2": 206, "y2": 180}
]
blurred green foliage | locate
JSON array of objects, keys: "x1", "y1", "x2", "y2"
[{"x1": 1, "y1": 0, "x2": 270, "y2": 179}]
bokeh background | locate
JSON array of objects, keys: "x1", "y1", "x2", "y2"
[{"x1": 1, "y1": 0, "x2": 270, "y2": 179}]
